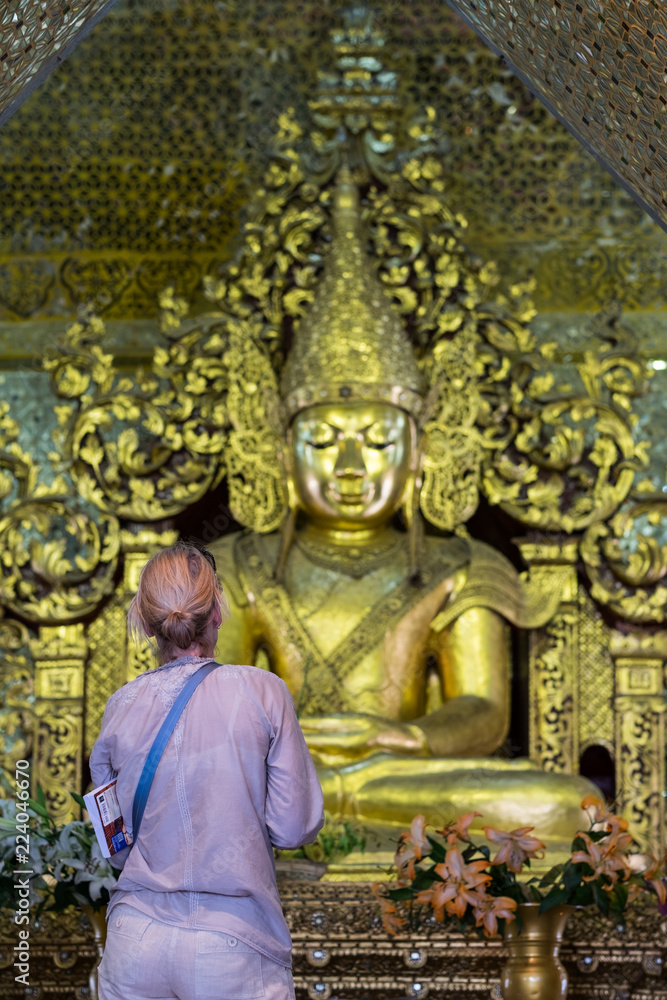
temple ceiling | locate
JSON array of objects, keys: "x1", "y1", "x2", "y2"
[
  {"x1": 0, "y1": 0, "x2": 121, "y2": 128},
  {"x1": 4, "y1": 2, "x2": 666, "y2": 240},
  {"x1": 0, "y1": 0, "x2": 666, "y2": 336},
  {"x1": 445, "y1": 0, "x2": 667, "y2": 233}
]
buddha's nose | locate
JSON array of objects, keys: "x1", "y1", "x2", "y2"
[{"x1": 333, "y1": 437, "x2": 365, "y2": 479}]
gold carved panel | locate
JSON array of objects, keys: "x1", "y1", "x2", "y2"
[{"x1": 31, "y1": 625, "x2": 86, "y2": 823}]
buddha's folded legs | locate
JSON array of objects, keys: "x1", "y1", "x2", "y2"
[{"x1": 317, "y1": 753, "x2": 598, "y2": 846}]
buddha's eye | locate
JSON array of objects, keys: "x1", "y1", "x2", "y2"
[
  {"x1": 305, "y1": 427, "x2": 336, "y2": 450},
  {"x1": 366, "y1": 426, "x2": 395, "y2": 451}
]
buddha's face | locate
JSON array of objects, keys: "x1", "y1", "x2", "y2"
[{"x1": 289, "y1": 402, "x2": 414, "y2": 530}]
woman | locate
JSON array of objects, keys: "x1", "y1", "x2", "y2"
[{"x1": 90, "y1": 543, "x2": 324, "y2": 1000}]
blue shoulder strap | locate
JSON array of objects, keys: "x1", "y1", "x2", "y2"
[{"x1": 131, "y1": 661, "x2": 218, "y2": 844}]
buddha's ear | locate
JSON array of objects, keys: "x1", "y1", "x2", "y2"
[
  {"x1": 401, "y1": 430, "x2": 426, "y2": 580},
  {"x1": 400, "y1": 418, "x2": 424, "y2": 532},
  {"x1": 285, "y1": 474, "x2": 300, "y2": 514},
  {"x1": 274, "y1": 434, "x2": 300, "y2": 583},
  {"x1": 276, "y1": 435, "x2": 300, "y2": 513},
  {"x1": 401, "y1": 469, "x2": 422, "y2": 532},
  {"x1": 275, "y1": 483, "x2": 299, "y2": 584}
]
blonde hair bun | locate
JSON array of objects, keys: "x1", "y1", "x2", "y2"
[
  {"x1": 161, "y1": 608, "x2": 196, "y2": 651},
  {"x1": 128, "y1": 544, "x2": 228, "y2": 663}
]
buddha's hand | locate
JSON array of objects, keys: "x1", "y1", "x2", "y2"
[{"x1": 299, "y1": 714, "x2": 429, "y2": 759}]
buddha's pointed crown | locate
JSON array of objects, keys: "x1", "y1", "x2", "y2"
[{"x1": 281, "y1": 169, "x2": 424, "y2": 419}]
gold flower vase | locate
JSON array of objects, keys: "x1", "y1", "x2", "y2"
[{"x1": 502, "y1": 902, "x2": 574, "y2": 1000}]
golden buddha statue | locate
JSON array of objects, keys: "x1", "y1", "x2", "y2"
[{"x1": 212, "y1": 173, "x2": 596, "y2": 852}]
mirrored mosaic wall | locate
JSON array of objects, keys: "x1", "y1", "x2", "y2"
[
  {"x1": 0, "y1": 0, "x2": 666, "y2": 326},
  {"x1": 446, "y1": 0, "x2": 667, "y2": 231},
  {"x1": 0, "y1": 0, "x2": 121, "y2": 126}
]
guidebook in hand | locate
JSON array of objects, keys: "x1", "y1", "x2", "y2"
[{"x1": 84, "y1": 780, "x2": 133, "y2": 858}]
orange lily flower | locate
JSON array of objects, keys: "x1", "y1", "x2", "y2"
[
  {"x1": 484, "y1": 825, "x2": 546, "y2": 872},
  {"x1": 416, "y1": 846, "x2": 491, "y2": 921},
  {"x1": 473, "y1": 893, "x2": 518, "y2": 937},
  {"x1": 379, "y1": 897, "x2": 406, "y2": 934},
  {"x1": 581, "y1": 795, "x2": 629, "y2": 836},
  {"x1": 371, "y1": 882, "x2": 406, "y2": 935},
  {"x1": 394, "y1": 814, "x2": 429, "y2": 882},
  {"x1": 571, "y1": 832, "x2": 633, "y2": 886},
  {"x1": 436, "y1": 811, "x2": 483, "y2": 845}
]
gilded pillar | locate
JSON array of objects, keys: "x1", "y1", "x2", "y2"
[
  {"x1": 86, "y1": 598, "x2": 129, "y2": 755},
  {"x1": 611, "y1": 632, "x2": 667, "y2": 854},
  {"x1": 518, "y1": 541, "x2": 580, "y2": 774},
  {"x1": 30, "y1": 624, "x2": 86, "y2": 824},
  {"x1": 575, "y1": 590, "x2": 615, "y2": 766}
]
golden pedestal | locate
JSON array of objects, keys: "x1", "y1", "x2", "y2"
[
  {"x1": 286, "y1": 885, "x2": 667, "y2": 1000},
  {"x1": 1, "y1": 888, "x2": 667, "y2": 999}
]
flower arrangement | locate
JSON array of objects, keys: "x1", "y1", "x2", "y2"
[
  {"x1": 0, "y1": 789, "x2": 119, "y2": 914},
  {"x1": 537, "y1": 796, "x2": 666, "y2": 917},
  {"x1": 374, "y1": 796, "x2": 666, "y2": 938}
]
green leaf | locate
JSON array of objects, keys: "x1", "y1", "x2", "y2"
[
  {"x1": 388, "y1": 887, "x2": 415, "y2": 902},
  {"x1": 589, "y1": 830, "x2": 608, "y2": 843},
  {"x1": 539, "y1": 863, "x2": 565, "y2": 887},
  {"x1": 462, "y1": 843, "x2": 475, "y2": 863},
  {"x1": 563, "y1": 864, "x2": 583, "y2": 893},
  {"x1": 36, "y1": 785, "x2": 46, "y2": 810},
  {"x1": 26, "y1": 797, "x2": 50, "y2": 820},
  {"x1": 539, "y1": 887, "x2": 570, "y2": 913},
  {"x1": 71, "y1": 792, "x2": 86, "y2": 809},
  {"x1": 426, "y1": 835, "x2": 446, "y2": 863},
  {"x1": 500, "y1": 882, "x2": 528, "y2": 907},
  {"x1": 591, "y1": 882, "x2": 610, "y2": 916},
  {"x1": 412, "y1": 867, "x2": 438, "y2": 891},
  {"x1": 609, "y1": 882, "x2": 628, "y2": 916},
  {"x1": 572, "y1": 884, "x2": 594, "y2": 907}
]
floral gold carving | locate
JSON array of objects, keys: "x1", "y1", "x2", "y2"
[
  {"x1": 45, "y1": 308, "x2": 228, "y2": 522},
  {"x1": 0, "y1": 618, "x2": 33, "y2": 788},
  {"x1": 582, "y1": 496, "x2": 667, "y2": 624},
  {"x1": 0, "y1": 398, "x2": 119, "y2": 624}
]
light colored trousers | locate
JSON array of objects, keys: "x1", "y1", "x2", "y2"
[{"x1": 98, "y1": 904, "x2": 296, "y2": 1000}]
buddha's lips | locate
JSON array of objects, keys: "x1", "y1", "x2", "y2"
[{"x1": 329, "y1": 481, "x2": 372, "y2": 504}]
